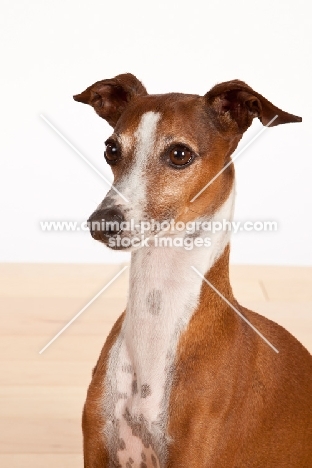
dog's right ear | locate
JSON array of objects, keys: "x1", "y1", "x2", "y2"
[{"x1": 73, "y1": 73, "x2": 147, "y2": 127}]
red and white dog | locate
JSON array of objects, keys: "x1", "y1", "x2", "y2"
[{"x1": 74, "y1": 74, "x2": 312, "y2": 468}]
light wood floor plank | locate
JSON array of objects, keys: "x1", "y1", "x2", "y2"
[
  {"x1": 0, "y1": 360, "x2": 93, "y2": 386},
  {"x1": 0, "y1": 297, "x2": 125, "y2": 335},
  {"x1": 0, "y1": 418, "x2": 82, "y2": 453},
  {"x1": 0, "y1": 263, "x2": 129, "y2": 298},
  {"x1": 0, "y1": 454, "x2": 83, "y2": 468},
  {"x1": 0, "y1": 335, "x2": 109, "y2": 361},
  {"x1": 261, "y1": 279, "x2": 312, "y2": 301},
  {"x1": 0, "y1": 386, "x2": 85, "y2": 419}
]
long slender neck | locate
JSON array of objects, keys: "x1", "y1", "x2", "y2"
[
  {"x1": 123, "y1": 189, "x2": 236, "y2": 372},
  {"x1": 126, "y1": 241, "x2": 233, "y2": 331},
  {"x1": 107, "y1": 192, "x2": 236, "y2": 466},
  {"x1": 126, "y1": 186, "x2": 235, "y2": 327}
]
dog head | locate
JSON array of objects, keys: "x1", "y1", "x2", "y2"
[{"x1": 74, "y1": 73, "x2": 301, "y2": 250}]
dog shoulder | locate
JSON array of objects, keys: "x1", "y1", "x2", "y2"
[{"x1": 91, "y1": 312, "x2": 126, "y2": 379}]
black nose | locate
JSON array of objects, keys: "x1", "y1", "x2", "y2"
[{"x1": 87, "y1": 208, "x2": 125, "y2": 242}]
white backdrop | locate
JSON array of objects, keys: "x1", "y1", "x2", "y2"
[{"x1": 1, "y1": 0, "x2": 311, "y2": 265}]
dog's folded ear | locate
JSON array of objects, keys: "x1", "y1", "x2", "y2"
[
  {"x1": 205, "y1": 80, "x2": 302, "y2": 134},
  {"x1": 73, "y1": 73, "x2": 147, "y2": 127}
]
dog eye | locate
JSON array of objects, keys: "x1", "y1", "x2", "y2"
[
  {"x1": 168, "y1": 145, "x2": 194, "y2": 167},
  {"x1": 104, "y1": 141, "x2": 120, "y2": 164}
]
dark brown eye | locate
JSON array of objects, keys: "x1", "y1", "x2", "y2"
[
  {"x1": 104, "y1": 141, "x2": 119, "y2": 164},
  {"x1": 168, "y1": 145, "x2": 194, "y2": 167}
]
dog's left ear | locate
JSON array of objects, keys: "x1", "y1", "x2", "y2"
[
  {"x1": 205, "y1": 80, "x2": 302, "y2": 133},
  {"x1": 73, "y1": 73, "x2": 147, "y2": 127}
]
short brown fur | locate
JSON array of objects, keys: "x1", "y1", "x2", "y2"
[{"x1": 74, "y1": 74, "x2": 311, "y2": 467}]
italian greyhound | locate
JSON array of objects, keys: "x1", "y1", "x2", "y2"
[{"x1": 74, "y1": 74, "x2": 312, "y2": 467}]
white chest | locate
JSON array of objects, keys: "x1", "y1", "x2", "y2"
[{"x1": 102, "y1": 192, "x2": 234, "y2": 467}]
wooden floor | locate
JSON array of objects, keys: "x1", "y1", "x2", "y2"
[{"x1": 0, "y1": 263, "x2": 311, "y2": 467}]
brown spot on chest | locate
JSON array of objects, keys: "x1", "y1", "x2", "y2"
[
  {"x1": 146, "y1": 289, "x2": 162, "y2": 315},
  {"x1": 141, "y1": 384, "x2": 152, "y2": 398}
]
